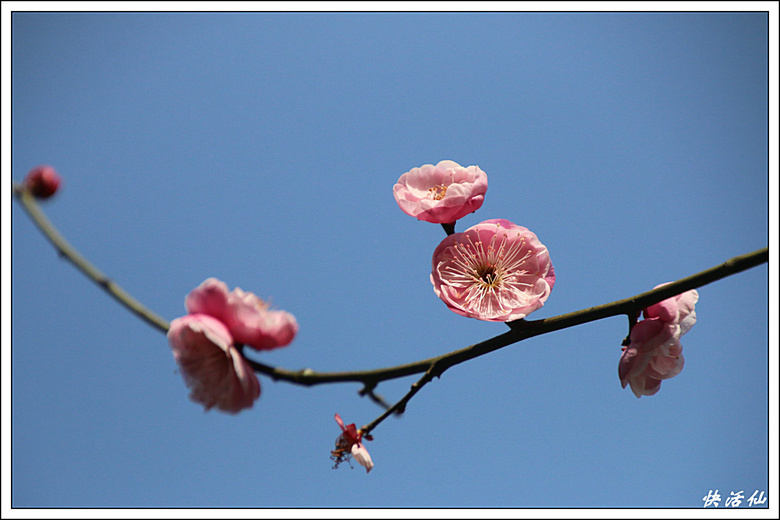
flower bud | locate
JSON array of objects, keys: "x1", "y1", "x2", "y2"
[
  {"x1": 619, "y1": 285, "x2": 699, "y2": 398},
  {"x1": 23, "y1": 165, "x2": 61, "y2": 199}
]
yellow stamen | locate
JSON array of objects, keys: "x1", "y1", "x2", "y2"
[{"x1": 428, "y1": 184, "x2": 448, "y2": 200}]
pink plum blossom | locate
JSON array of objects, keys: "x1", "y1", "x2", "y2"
[
  {"x1": 185, "y1": 278, "x2": 298, "y2": 351},
  {"x1": 167, "y1": 278, "x2": 297, "y2": 412},
  {"x1": 430, "y1": 219, "x2": 555, "y2": 322},
  {"x1": 331, "y1": 414, "x2": 373, "y2": 473},
  {"x1": 167, "y1": 314, "x2": 261, "y2": 413},
  {"x1": 618, "y1": 284, "x2": 699, "y2": 398},
  {"x1": 393, "y1": 160, "x2": 488, "y2": 224},
  {"x1": 23, "y1": 165, "x2": 61, "y2": 199}
]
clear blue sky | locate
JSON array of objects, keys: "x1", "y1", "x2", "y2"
[{"x1": 8, "y1": 9, "x2": 774, "y2": 510}]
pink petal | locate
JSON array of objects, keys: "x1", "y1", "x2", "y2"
[
  {"x1": 167, "y1": 314, "x2": 261, "y2": 414},
  {"x1": 185, "y1": 278, "x2": 231, "y2": 317},
  {"x1": 676, "y1": 290, "x2": 699, "y2": 336},
  {"x1": 640, "y1": 377, "x2": 662, "y2": 397},
  {"x1": 644, "y1": 298, "x2": 678, "y2": 322},
  {"x1": 631, "y1": 319, "x2": 677, "y2": 354},
  {"x1": 619, "y1": 347, "x2": 653, "y2": 384},
  {"x1": 676, "y1": 289, "x2": 699, "y2": 314},
  {"x1": 229, "y1": 307, "x2": 299, "y2": 351},
  {"x1": 351, "y1": 443, "x2": 374, "y2": 473},
  {"x1": 185, "y1": 279, "x2": 298, "y2": 351},
  {"x1": 334, "y1": 414, "x2": 361, "y2": 444},
  {"x1": 544, "y1": 264, "x2": 556, "y2": 292},
  {"x1": 648, "y1": 352, "x2": 685, "y2": 380},
  {"x1": 618, "y1": 347, "x2": 639, "y2": 387},
  {"x1": 629, "y1": 317, "x2": 665, "y2": 343}
]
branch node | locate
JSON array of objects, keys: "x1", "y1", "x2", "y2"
[{"x1": 358, "y1": 381, "x2": 376, "y2": 396}]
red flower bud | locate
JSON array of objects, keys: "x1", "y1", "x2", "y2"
[{"x1": 23, "y1": 165, "x2": 61, "y2": 199}]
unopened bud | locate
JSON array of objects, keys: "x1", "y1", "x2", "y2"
[{"x1": 23, "y1": 165, "x2": 61, "y2": 199}]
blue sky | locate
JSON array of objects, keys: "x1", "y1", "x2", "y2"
[{"x1": 6, "y1": 9, "x2": 775, "y2": 511}]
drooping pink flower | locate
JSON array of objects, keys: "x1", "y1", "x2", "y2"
[
  {"x1": 331, "y1": 414, "x2": 373, "y2": 473},
  {"x1": 618, "y1": 284, "x2": 699, "y2": 398},
  {"x1": 185, "y1": 278, "x2": 298, "y2": 351},
  {"x1": 393, "y1": 160, "x2": 488, "y2": 224},
  {"x1": 430, "y1": 219, "x2": 555, "y2": 322},
  {"x1": 23, "y1": 165, "x2": 61, "y2": 199},
  {"x1": 167, "y1": 314, "x2": 261, "y2": 413}
]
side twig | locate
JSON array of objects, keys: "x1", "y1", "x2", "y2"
[{"x1": 361, "y1": 362, "x2": 445, "y2": 435}]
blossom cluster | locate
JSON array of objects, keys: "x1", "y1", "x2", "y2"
[
  {"x1": 134, "y1": 159, "x2": 701, "y2": 474},
  {"x1": 17, "y1": 159, "x2": 703, "y2": 477},
  {"x1": 393, "y1": 160, "x2": 698, "y2": 398},
  {"x1": 394, "y1": 160, "x2": 555, "y2": 322},
  {"x1": 167, "y1": 278, "x2": 297, "y2": 413}
]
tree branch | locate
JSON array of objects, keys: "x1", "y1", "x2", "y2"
[
  {"x1": 244, "y1": 246, "x2": 768, "y2": 390},
  {"x1": 356, "y1": 247, "x2": 769, "y2": 433},
  {"x1": 13, "y1": 183, "x2": 171, "y2": 334},
  {"x1": 14, "y1": 182, "x2": 768, "y2": 396}
]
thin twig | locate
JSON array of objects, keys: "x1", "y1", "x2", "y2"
[
  {"x1": 358, "y1": 384, "x2": 398, "y2": 412},
  {"x1": 13, "y1": 183, "x2": 170, "y2": 334},
  {"x1": 361, "y1": 362, "x2": 444, "y2": 435}
]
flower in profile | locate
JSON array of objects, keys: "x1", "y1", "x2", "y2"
[
  {"x1": 331, "y1": 414, "x2": 373, "y2": 473},
  {"x1": 430, "y1": 219, "x2": 555, "y2": 321},
  {"x1": 393, "y1": 160, "x2": 488, "y2": 224},
  {"x1": 167, "y1": 314, "x2": 261, "y2": 413},
  {"x1": 168, "y1": 278, "x2": 297, "y2": 413},
  {"x1": 618, "y1": 284, "x2": 699, "y2": 398},
  {"x1": 185, "y1": 278, "x2": 298, "y2": 351},
  {"x1": 23, "y1": 165, "x2": 61, "y2": 199}
]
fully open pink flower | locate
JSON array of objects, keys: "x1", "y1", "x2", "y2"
[
  {"x1": 23, "y1": 165, "x2": 61, "y2": 199},
  {"x1": 619, "y1": 284, "x2": 699, "y2": 398},
  {"x1": 393, "y1": 160, "x2": 488, "y2": 224},
  {"x1": 431, "y1": 219, "x2": 555, "y2": 321},
  {"x1": 331, "y1": 414, "x2": 373, "y2": 473},
  {"x1": 167, "y1": 314, "x2": 261, "y2": 413},
  {"x1": 185, "y1": 278, "x2": 298, "y2": 351}
]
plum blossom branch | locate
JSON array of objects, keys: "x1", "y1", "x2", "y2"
[
  {"x1": 12, "y1": 183, "x2": 171, "y2": 334},
  {"x1": 243, "y1": 245, "x2": 767, "y2": 389},
  {"x1": 357, "y1": 247, "x2": 767, "y2": 433},
  {"x1": 13, "y1": 181, "x2": 768, "y2": 412}
]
